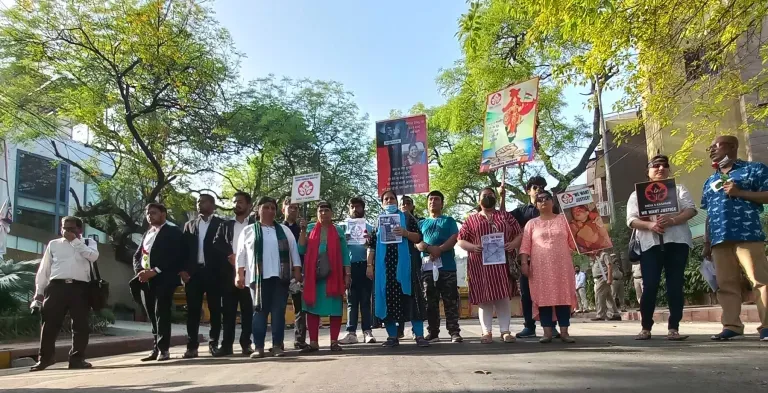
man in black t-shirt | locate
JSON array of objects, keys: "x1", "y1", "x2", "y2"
[{"x1": 510, "y1": 176, "x2": 560, "y2": 339}]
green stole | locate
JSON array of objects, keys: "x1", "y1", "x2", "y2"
[{"x1": 250, "y1": 222, "x2": 290, "y2": 311}]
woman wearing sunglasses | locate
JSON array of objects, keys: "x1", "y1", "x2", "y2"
[
  {"x1": 520, "y1": 190, "x2": 578, "y2": 343},
  {"x1": 627, "y1": 155, "x2": 697, "y2": 341}
]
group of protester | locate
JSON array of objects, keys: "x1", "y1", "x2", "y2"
[{"x1": 29, "y1": 135, "x2": 768, "y2": 372}]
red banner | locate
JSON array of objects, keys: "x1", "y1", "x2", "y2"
[{"x1": 376, "y1": 114, "x2": 429, "y2": 196}]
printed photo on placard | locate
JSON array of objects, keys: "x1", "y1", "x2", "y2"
[{"x1": 634, "y1": 178, "x2": 679, "y2": 217}]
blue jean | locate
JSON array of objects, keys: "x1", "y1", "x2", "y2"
[
  {"x1": 386, "y1": 320, "x2": 423, "y2": 338},
  {"x1": 252, "y1": 277, "x2": 288, "y2": 350},
  {"x1": 538, "y1": 305, "x2": 571, "y2": 328},
  {"x1": 346, "y1": 262, "x2": 373, "y2": 333}
]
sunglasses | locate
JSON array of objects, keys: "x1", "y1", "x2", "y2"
[
  {"x1": 648, "y1": 163, "x2": 670, "y2": 169},
  {"x1": 706, "y1": 142, "x2": 733, "y2": 152},
  {"x1": 536, "y1": 195, "x2": 553, "y2": 203}
]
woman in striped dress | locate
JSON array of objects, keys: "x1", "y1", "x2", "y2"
[{"x1": 458, "y1": 187, "x2": 523, "y2": 344}]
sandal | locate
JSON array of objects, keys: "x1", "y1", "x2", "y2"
[
  {"x1": 330, "y1": 342, "x2": 343, "y2": 351},
  {"x1": 539, "y1": 336, "x2": 553, "y2": 344},
  {"x1": 560, "y1": 336, "x2": 576, "y2": 344},
  {"x1": 667, "y1": 330, "x2": 689, "y2": 341},
  {"x1": 500, "y1": 331, "x2": 516, "y2": 343},
  {"x1": 299, "y1": 344, "x2": 320, "y2": 354},
  {"x1": 480, "y1": 333, "x2": 493, "y2": 344},
  {"x1": 635, "y1": 330, "x2": 652, "y2": 340}
]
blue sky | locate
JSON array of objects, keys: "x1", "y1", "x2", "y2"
[{"x1": 212, "y1": 0, "x2": 468, "y2": 131}]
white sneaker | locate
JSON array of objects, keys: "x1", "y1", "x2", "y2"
[
  {"x1": 338, "y1": 332, "x2": 359, "y2": 344},
  {"x1": 364, "y1": 330, "x2": 377, "y2": 343}
]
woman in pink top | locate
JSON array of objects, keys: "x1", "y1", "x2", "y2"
[{"x1": 520, "y1": 191, "x2": 578, "y2": 343}]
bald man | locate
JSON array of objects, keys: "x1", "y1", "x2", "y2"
[{"x1": 701, "y1": 135, "x2": 768, "y2": 342}]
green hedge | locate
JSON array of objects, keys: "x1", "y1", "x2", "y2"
[{"x1": 0, "y1": 308, "x2": 115, "y2": 341}]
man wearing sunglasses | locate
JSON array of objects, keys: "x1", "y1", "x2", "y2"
[
  {"x1": 701, "y1": 135, "x2": 768, "y2": 341},
  {"x1": 511, "y1": 176, "x2": 559, "y2": 339}
]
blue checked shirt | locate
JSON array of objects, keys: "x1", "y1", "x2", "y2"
[{"x1": 701, "y1": 160, "x2": 768, "y2": 246}]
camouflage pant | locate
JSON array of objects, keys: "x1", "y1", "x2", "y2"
[{"x1": 422, "y1": 270, "x2": 461, "y2": 337}]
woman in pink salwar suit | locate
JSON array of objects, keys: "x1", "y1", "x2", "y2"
[{"x1": 520, "y1": 191, "x2": 578, "y2": 343}]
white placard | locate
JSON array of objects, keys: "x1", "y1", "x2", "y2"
[
  {"x1": 481, "y1": 233, "x2": 506, "y2": 265},
  {"x1": 346, "y1": 218, "x2": 367, "y2": 245},
  {"x1": 378, "y1": 214, "x2": 402, "y2": 244},
  {"x1": 556, "y1": 187, "x2": 594, "y2": 209},
  {"x1": 291, "y1": 172, "x2": 321, "y2": 204},
  {"x1": 422, "y1": 256, "x2": 443, "y2": 272}
]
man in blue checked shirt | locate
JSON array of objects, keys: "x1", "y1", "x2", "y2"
[{"x1": 701, "y1": 135, "x2": 768, "y2": 342}]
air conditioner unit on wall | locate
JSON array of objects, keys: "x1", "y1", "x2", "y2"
[{"x1": 597, "y1": 202, "x2": 610, "y2": 217}]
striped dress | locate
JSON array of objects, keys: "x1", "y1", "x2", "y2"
[{"x1": 459, "y1": 210, "x2": 522, "y2": 305}]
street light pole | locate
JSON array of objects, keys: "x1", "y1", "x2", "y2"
[{"x1": 595, "y1": 76, "x2": 617, "y2": 225}]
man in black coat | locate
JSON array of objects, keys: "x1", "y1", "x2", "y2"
[
  {"x1": 132, "y1": 203, "x2": 185, "y2": 362},
  {"x1": 181, "y1": 194, "x2": 227, "y2": 358},
  {"x1": 212, "y1": 191, "x2": 255, "y2": 356}
]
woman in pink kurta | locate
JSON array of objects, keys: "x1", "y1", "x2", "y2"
[{"x1": 520, "y1": 191, "x2": 578, "y2": 344}]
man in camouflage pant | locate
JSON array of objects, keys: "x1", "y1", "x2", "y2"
[{"x1": 416, "y1": 190, "x2": 463, "y2": 343}]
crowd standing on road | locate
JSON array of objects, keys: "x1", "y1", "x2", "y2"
[{"x1": 28, "y1": 135, "x2": 768, "y2": 372}]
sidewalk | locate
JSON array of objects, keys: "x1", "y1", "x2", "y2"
[
  {"x1": 0, "y1": 320, "x2": 201, "y2": 369},
  {"x1": 573, "y1": 304, "x2": 760, "y2": 324}
]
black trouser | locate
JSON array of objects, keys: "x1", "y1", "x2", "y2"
[
  {"x1": 346, "y1": 262, "x2": 373, "y2": 333},
  {"x1": 38, "y1": 280, "x2": 90, "y2": 363},
  {"x1": 538, "y1": 305, "x2": 572, "y2": 328},
  {"x1": 422, "y1": 270, "x2": 461, "y2": 337},
  {"x1": 519, "y1": 275, "x2": 536, "y2": 329},
  {"x1": 141, "y1": 282, "x2": 176, "y2": 352},
  {"x1": 221, "y1": 284, "x2": 253, "y2": 351},
  {"x1": 292, "y1": 290, "x2": 307, "y2": 344},
  {"x1": 639, "y1": 243, "x2": 689, "y2": 331},
  {"x1": 185, "y1": 267, "x2": 223, "y2": 350}
]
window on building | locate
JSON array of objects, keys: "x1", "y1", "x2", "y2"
[
  {"x1": 684, "y1": 46, "x2": 719, "y2": 82},
  {"x1": 16, "y1": 208, "x2": 56, "y2": 232},
  {"x1": 15, "y1": 150, "x2": 70, "y2": 233}
]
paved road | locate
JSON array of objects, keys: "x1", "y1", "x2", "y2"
[{"x1": 1, "y1": 319, "x2": 766, "y2": 393}]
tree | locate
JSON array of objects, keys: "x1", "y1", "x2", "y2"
[
  {"x1": 0, "y1": 0, "x2": 239, "y2": 262},
  {"x1": 420, "y1": 0, "x2": 611, "y2": 217},
  {"x1": 509, "y1": 0, "x2": 768, "y2": 168},
  {"x1": 220, "y1": 76, "x2": 378, "y2": 222}
]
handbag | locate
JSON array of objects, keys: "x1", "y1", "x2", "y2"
[
  {"x1": 507, "y1": 251, "x2": 521, "y2": 281},
  {"x1": 628, "y1": 229, "x2": 642, "y2": 263},
  {"x1": 86, "y1": 239, "x2": 110, "y2": 311},
  {"x1": 316, "y1": 252, "x2": 331, "y2": 280}
]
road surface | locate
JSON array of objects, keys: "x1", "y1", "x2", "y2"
[{"x1": 1, "y1": 319, "x2": 766, "y2": 393}]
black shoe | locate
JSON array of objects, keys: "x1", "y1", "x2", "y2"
[
  {"x1": 241, "y1": 346, "x2": 254, "y2": 356},
  {"x1": 451, "y1": 334, "x2": 464, "y2": 343},
  {"x1": 424, "y1": 333, "x2": 440, "y2": 342},
  {"x1": 208, "y1": 343, "x2": 218, "y2": 356},
  {"x1": 590, "y1": 317, "x2": 606, "y2": 321},
  {"x1": 68, "y1": 360, "x2": 92, "y2": 370},
  {"x1": 182, "y1": 349, "x2": 198, "y2": 359},
  {"x1": 140, "y1": 351, "x2": 159, "y2": 362},
  {"x1": 157, "y1": 351, "x2": 171, "y2": 361},
  {"x1": 30, "y1": 360, "x2": 54, "y2": 372},
  {"x1": 609, "y1": 315, "x2": 622, "y2": 321},
  {"x1": 212, "y1": 347, "x2": 233, "y2": 357},
  {"x1": 294, "y1": 341, "x2": 308, "y2": 350}
]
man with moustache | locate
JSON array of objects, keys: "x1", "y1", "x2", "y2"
[
  {"x1": 702, "y1": 135, "x2": 768, "y2": 341},
  {"x1": 181, "y1": 194, "x2": 226, "y2": 358},
  {"x1": 213, "y1": 191, "x2": 255, "y2": 356}
]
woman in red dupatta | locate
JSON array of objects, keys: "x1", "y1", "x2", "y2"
[{"x1": 298, "y1": 201, "x2": 351, "y2": 353}]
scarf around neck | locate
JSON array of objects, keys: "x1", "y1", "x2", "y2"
[
  {"x1": 374, "y1": 210, "x2": 412, "y2": 320},
  {"x1": 303, "y1": 223, "x2": 345, "y2": 306},
  {"x1": 251, "y1": 222, "x2": 290, "y2": 311}
]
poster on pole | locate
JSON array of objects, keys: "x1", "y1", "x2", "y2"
[
  {"x1": 634, "y1": 178, "x2": 679, "y2": 217},
  {"x1": 291, "y1": 172, "x2": 321, "y2": 204},
  {"x1": 556, "y1": 187, "x2": 613, "y2": 254},
  {"x1": 376, "y1": 114, "x2": 429, "y2": 196},
  {"x1": 480, "y1": 77, "x2": 540, "y2": 173}
]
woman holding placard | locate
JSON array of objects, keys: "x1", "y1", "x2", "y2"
[
  {"x1": 627, "y1": 155, "x2": 697, "y2": 341},
  {"x1": 367, "y1": 190, "x2": 429, "y2": 348},
  {"x1": 457, "y1": 187, "x2": 523, "y2": 344},
  {"x1": 520, "y1": 190, "x2": 578, "y2": 343}
]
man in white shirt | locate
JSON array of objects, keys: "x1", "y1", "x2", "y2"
[
  {"x1": 235, "y1": 196, "x2": 302, "y2": 358},
  {"x1": 31, "y1": 216, "x2": 99, "y2": 372},
  {"x1": 574, "y1": 265, "x2": 588, "y2": 313},
  {"x1": 181, "y1": 194, "x2": 226, "y2": 358},
  {"x1": 212, "y1": 191, "x2": 255, "y2": 357}
]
